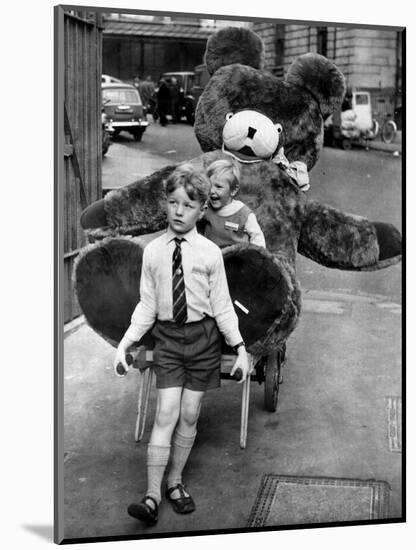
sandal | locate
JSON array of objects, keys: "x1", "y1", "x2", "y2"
[
  {"x1": 127, "y1": 495, "x2": 158, "y2": 525},
  {"x1": 166, "y1": 483, "x2": 196, "y2": 514}
]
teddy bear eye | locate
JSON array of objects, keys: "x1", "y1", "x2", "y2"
[
  {"x1": 275, "y1": 123, "x2": 283, "y2": 134},
  {"x1": 225, "y1": 112, "x2": 234, "y2": 121}
]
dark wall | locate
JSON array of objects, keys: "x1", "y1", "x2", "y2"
[{"x1": 103, "y1": 36, "x2": 206, "y2": 82}]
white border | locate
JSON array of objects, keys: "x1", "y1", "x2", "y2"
[{"x1": 2, "y1": 1, "x2": 412, "y2": 549}]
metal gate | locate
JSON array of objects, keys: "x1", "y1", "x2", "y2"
[{"x1": 56, "y1": 8, "x2": 103, "y2": 323}]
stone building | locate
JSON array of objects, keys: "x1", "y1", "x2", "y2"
[
  {"x1": 102, "y1": 16, "x2": 212, "y2": 83},
  {"x1": 252, "y1": 22, "x2": 403, "y2": 126}
]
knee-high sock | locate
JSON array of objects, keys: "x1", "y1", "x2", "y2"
[
  {"x1": 167, "y1": 430, "x2": 196, "y2": 489},
  {"x1": 146, "y1": 444, "x2": 170, "y2": 504}
]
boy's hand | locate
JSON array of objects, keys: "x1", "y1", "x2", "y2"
[
  {"x1": 113, "y1": 338, "x2": 133, "y2": 377},
  {"x1": 230, "y1": 346, "x2": 252, "y2": 383}
]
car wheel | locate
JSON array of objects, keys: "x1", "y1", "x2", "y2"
[
  {"x1": 341, "y1": 138, "x2": 352, "y2": 150},
  {"x1": 185, "y1": 102, "x2": 195, "y2": 125},
  {"x1": 133, "y1": 129, "x2": 144, "y2": 142}
]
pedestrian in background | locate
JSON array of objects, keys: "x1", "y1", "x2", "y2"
[
  {"x1": 132, "y1": 75, "x2": 141, "y2": 91},
  {"x1": 139, "y1": 75, "x2": 156, "y2": 118},
  {"x1": 168, "y1": 76, "x2": 181, "y2": 123},
  {"x1": 157, "y1": 77, "x2": 170, "y2": 127}
]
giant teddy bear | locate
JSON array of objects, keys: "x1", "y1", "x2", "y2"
[{"x1": 76, "y1": 26, "x2": 401, "y2": 358}]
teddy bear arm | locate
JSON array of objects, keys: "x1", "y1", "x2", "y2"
[
  {"x1": 79, "y1": 151, "x2": 224, "y2": 238},
  {"x1": 298, "y1": 201, "x2": 401, "y2": 270},
  {"x1": 79, "y1": 164, "x2": 179, "y2": 238}
]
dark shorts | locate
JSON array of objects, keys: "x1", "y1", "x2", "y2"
[{"x1": 152, "y1": 317, "x2": 221, "y2": 392}]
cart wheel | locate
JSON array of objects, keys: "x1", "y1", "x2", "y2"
[
  {"x1": 341, "y1": 138, "x2": 352, "y2": 150},
  {"x1": 264, "y1": 351, "x2": 281, "y2": 412},
  {"x1": 381, "y1": 119, "x2": 397, "y2": 144}
]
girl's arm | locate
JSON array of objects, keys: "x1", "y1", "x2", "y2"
[{"x1": 245, "y1": 213, "x2": 266, "y2": 248}]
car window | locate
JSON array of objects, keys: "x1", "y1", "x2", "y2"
[
  {"x1": 185, "y1": 75, "x2": 194, "y2": 90},
  {"x1": 354, "y1": 94, "x2": 369, "y2": 105},
  {"x1": 163, "y1": 74, "x2": 184, "y2": 87},
  {"x1": 102, "y1": 88, "x2": 142, "y2": 105},
  {"x1": 194, "y1": 66, "x2": 209, "y2": 88}
]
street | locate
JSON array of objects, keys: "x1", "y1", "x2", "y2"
[
  {"x1": 62, "y1": 120, "x2": 402, "y2": 540},
  {"x1": 102, "y1": 119, "x2": 202, "y2": 190}
]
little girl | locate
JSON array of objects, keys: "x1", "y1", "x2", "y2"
[{"x1": 204, "y1": 158, "x2": 266, "y2": 248}]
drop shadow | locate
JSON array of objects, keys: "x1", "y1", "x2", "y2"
[{"x1": 21, "y1": 524, "x2": 53, "y2": 542}]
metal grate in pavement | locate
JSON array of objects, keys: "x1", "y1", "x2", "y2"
[{"x1": 247, "y1": 474, "x2": 390, "y2": 527}]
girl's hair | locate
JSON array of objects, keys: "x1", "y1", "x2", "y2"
[
  {"x1": 206, "y1": 158, "x2": 241, "y2": 193},
  {"x1": 165, "y1": 163, "x2": 210, "y2": 205}
]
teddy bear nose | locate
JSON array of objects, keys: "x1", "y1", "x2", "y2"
[{"x1": 247, "y1": 126, "x2": 257, "y2": 139}]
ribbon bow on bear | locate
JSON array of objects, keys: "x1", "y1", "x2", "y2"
[{"x1": 272, "y1": 147, "x2": 310, "y2": 192}]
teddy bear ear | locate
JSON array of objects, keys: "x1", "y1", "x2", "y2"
[
  {"x1": 204, "y1": 26, "x2": 265, "y2": 76},
  {"x1": 285, "y1": 53, "x2": 346, "y2": 119}
]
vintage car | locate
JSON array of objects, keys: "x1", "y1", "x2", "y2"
[
  {"x1": 324, "y1": 90, "x2": 379, "y2": 149},
  {"x1": 102, "y1": 82, "x2": 149, "y2": 141},
  {"x1": 161, "y1": 71, "x2": 197, "y2": 124}
]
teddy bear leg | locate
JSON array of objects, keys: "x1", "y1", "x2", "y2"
[
  {"x1": 222, "y1": 244, "x2": 301, "y2": 354},
  {"x1": 75, "y1": 238, "x2": 153, "y2": 347}
]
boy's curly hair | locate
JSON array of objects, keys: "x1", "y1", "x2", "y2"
[{"x1": 165, "y1": 163, "x2": 210, "y2": 205}]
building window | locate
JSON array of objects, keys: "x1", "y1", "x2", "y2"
[
  {"x1": 274, "y1": 24, "x2": 285, "y2": 66},
  {"x1": 317, "y1": 26, "x2": 327, "y2": 56}
]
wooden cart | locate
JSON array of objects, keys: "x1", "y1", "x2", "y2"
[{"x1": 126, "y1": 346, "x2": 286, "y2": 449}]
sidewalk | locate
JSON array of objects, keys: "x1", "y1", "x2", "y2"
[
  {"x1": 61, "y1": 288, "x2": 402, "y2": 541},
  {"x1": 366, "y1": 130, "x2": 402, "y2": 154}
]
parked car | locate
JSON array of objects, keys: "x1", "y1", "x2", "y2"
[
  {"x1": 102, "y1": 74, "x2": 123, "y2": 84},
  {"x1": 101, "y1": 108, "x2": 112, "y2": 157},
  {"x1": 102, "y1": 82, "x2": 149, "y2": 141}
]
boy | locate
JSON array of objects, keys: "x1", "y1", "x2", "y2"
[
  {"x1": 114, "y1": 163, "x2": 250, "y2": 525},
  {"x1": 204, "y1": 158, "x2": 266, "y2": 248}
]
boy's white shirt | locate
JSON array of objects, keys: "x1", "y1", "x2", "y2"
[
  {"x1": 123, "y1": 226, "x2": 243, "y2": 347},
  {"x1": 213, "y1": 199, "x2": 266, "y2": 248}
]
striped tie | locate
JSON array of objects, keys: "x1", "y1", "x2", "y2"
[{"x1": 172, "y1": 238, "x2": 187, "y2": 325}]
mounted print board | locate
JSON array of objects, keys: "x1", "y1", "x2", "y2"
[{"x1": 54, "y1": 3, "x2": 404, "y2": 545}]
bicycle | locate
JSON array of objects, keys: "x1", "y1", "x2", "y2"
[
  {"x1": 373, "y1": 112, "x2": 398, "y2": 144},
  {"x1": 381, "y1": 115, "x2": 398, "y2": 144}
]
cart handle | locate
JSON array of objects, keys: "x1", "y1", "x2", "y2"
[{"x1": 116, "y1": 350, "x2": 244, "y2": 380}]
